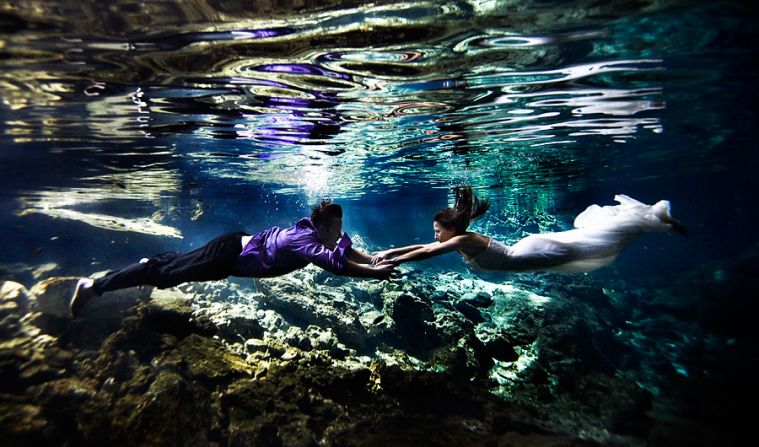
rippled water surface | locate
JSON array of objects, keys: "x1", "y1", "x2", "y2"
[{"x1": 0, "y1": 0, "x2": 756, "y2": 278}]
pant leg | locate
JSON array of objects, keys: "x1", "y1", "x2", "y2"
[{"x1": 93, "y1": 232, "x2": 247, "y2": 294}]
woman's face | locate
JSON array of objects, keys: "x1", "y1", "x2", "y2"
[{"x1": 433, "y1": 221, "x2": 456, "y2": 242}]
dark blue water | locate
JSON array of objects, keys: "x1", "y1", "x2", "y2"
[{"x1": 1, "y1": 1, "x2": 758, "y2": 444}]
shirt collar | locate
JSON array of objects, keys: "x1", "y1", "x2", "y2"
[{"x1": 295, "y1": 217, "x2": 316, "y2": 231}]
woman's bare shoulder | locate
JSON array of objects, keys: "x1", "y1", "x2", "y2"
[
  {"x1": 463, "y1": 231, "x2": 489, "y2": 243},
  {"x1": 452, "y1": 232, "x2": 490, "y2": 251}
]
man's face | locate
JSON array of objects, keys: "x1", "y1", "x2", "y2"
[{"x1": 319, "y1": 217, "x2": 343, "y2": 248}]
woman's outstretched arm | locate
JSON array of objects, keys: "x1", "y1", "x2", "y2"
[
  {"x1": 377, "y1": 235, "x2": 469, "y2": 266},
  {"x1": 370, "y1": 244, "x2": 426, "y2": 265}
]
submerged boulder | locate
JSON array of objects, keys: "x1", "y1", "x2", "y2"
[
  {"x1": 477, "y1": 327, "x2": 519, "y2": 362},
  {"x1": 257, "y1": 274, "x2": 369, "y2": 349},
  {"x1": 1, "y1": 281, "x2": 29, "y2": 337},
  {"x1": 1, "y1": 281, "x2": 30, "y2": 316},
  {"x1": 454, "y1": 300, "x2": 486, "y2": 324},
  {"x1": 28, "y1": 277, "x2": 151, "y2": 321},
  {"x1": 387, "y1": 292, "x2": 440, "y2": 354},
  {"x1": 28, "y1": 277, "x2": 80, "y2": 318}
]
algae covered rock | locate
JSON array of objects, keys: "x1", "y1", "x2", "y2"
[
  {"x1": 124, "y1": 370, "x2": 213, "y2": 446},
  {"x1": 476, "y1": 326, "x2": 519, "y2": 362},
  {"x1": 0, "y1": 401, "x2": 51, "y2": 442},
  {"x1": 178, "y1": 334, "x2": 252, "y2": 381},
  {"x1": 244, "y1": 336, "x2": 286, "y2": 357},
  {"x1": 1, "y1": 281, "x2": 30, "y2": 316},
  {"x1": 257, "y1": 275, "x2": 369, "y2": 349},
  {"x1": 1, "y1": 281, "x2": 30, "y2": 337}
]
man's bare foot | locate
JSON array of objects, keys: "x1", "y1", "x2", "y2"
[{"x1": 69, "y1": 278, "x2": 95, "y2": 318}]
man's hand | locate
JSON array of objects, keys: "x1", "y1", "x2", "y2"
[
  {"x1": 376, "y1": 258, "x2": 399, "y2": 268},
  {"x1": 340, "y1": 259, "x2": 396, "y2": 280},
  {"x1": 371, "y1": 250, "x2": 392, "y2": 265},
  {"x1": 371, "y1": 263, "x2": 396, "y2": 281}
]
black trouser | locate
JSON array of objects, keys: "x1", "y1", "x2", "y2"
[{"x1": 93, "y1": 232, "x2": 248, "y2": 294}]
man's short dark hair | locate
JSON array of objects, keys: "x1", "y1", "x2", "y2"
[{"x1": 311, "y1": 200, "x2": 343, "y2": 227}]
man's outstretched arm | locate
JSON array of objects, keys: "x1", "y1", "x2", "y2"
[
  {"x1": 347, "y1": 247, "x2": 374, "y2": 264},
  {"x1": 370, "y1": 244, "x2": 426, "y2": 264},
  {"x1": 339, "y1": 259, "x2": 395, "y2": 280},
  {"x1": 289, "y1": 233, "x2": 392, "y2": 279}
]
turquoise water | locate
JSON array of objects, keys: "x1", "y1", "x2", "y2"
[{"x1": 1, "y1": 1, "x2": 757, "y2": 445}]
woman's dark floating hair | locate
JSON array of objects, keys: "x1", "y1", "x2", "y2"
[
  {"x1": 311, "y1": 200, "x2": 343, "y2": 227},
  {"x1": 434, "y1": 185, "x2": 489, "y2": 234}
]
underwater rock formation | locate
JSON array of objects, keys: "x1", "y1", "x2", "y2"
[{"x1": 1, "y1": 255, "x2": 753, "y2": 446}]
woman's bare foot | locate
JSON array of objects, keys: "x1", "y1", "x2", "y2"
[{"x1": 661, "y1": 214, "x2": 688, "y2": 235}]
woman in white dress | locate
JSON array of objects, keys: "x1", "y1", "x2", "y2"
[{"x1": 373, "y1": 186, "x2": 686, "y2": 273}]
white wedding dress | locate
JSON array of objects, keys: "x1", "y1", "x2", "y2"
[{"x1": 464, "y1": 195, "x2": 683, "y2": 273}]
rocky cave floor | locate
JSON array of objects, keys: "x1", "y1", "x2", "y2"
[{"x1": 1, "y1": 250, "x2": 757, "y2": 446}]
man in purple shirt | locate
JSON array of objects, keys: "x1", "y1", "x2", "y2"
[{"x1": 69, "y1": 201, "x2": 394, "y2": 318}]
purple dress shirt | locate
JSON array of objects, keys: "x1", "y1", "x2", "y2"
[{"x1": 233, "y1": 217, "x2": 353, "y2": 277}]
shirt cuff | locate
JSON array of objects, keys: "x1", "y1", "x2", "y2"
[{"x1": 335, "y1": 233, "x2": 353, "y2": 264}]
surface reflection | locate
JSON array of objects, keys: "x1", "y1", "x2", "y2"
[
  {"x1": 16, "y1": 168, "x2": 183, "y2": 238},
  {"x1": 0, "y1": 0, "x2": 730, "y2": 206}
]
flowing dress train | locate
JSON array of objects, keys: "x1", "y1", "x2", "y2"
[{"x1": 464, "y1": 195, "x2": 679, "y2": 273}]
